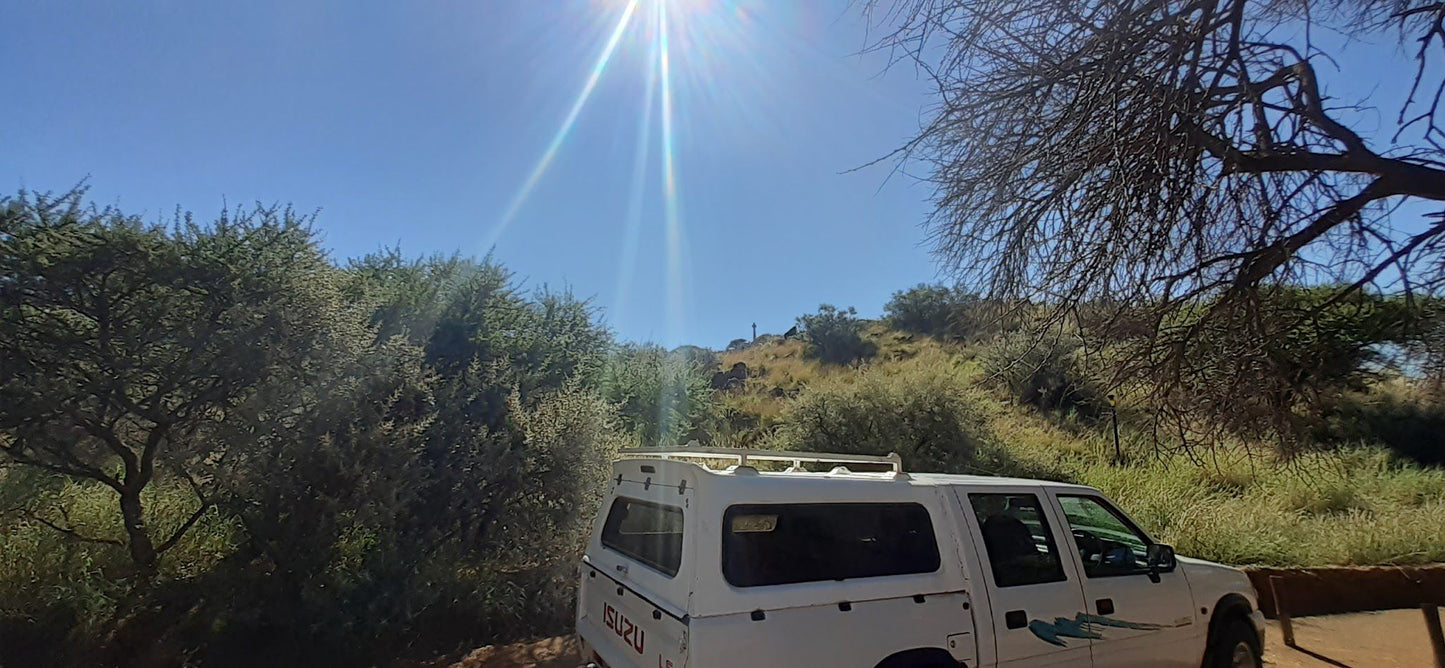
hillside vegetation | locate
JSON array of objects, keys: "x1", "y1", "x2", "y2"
[
  {"x1": 2, "y1": 192, "x2": 1444, "y2": 666},
  {"x1": 715, "y1": 330, "x2": 1445, "y2": 568}
]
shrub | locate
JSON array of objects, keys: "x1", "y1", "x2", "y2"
[
  {"x1": 797, "y1": 304, "x2": 876, "y2": 366},
  {"x1": 883, "y1": 284, "x2": 992, "y2": 340},
  {"x1": 770, "y1": 364, "x2": 992, "y2": 473},
  {"x1": 601, "y1": 344, "x2": 717, "y2": 447},
  {"x1": 982, "y1": 333, "x2": 1105, "y2": 417},
  {"x1": 0, "y1": 190, "x2": 628, "y2": 665}
]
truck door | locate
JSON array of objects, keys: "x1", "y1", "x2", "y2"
[
  {"x1": 955, "y1": 488, "x2": 1091, "y2": 667},
  {"x1": 1047, "y1": 493, "x2": 1199, "y2": 668}
]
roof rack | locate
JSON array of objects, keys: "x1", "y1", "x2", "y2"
[{"x1": 618, "y1": 444, "x2": 904, "y2": 474}]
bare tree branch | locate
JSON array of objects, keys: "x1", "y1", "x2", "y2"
[
  {"x1": 863, "y1": 0, "x2": 1445, "y2": 452},
  {"x1": 8, "y1": 507, "x2": 124, "y2": 547}
]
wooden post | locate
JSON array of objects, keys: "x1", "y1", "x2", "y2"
[
  {"x1": 1105, "y1": 394, "x2": 1121, "y2": 465},
  {"x1": 1269, "y1": 576, "x2": 1296, "y2": 648},
  {"x1": 1424, "y1": 604, "x2": 1445, "y2": 668}
]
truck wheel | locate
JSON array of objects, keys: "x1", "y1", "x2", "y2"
[
  {"x1": 873, "y1": 648, "x2": 957, "y2": 668},
  {"x1": 1209, "y1": 617, "x2": 1262, "y2": 668}
]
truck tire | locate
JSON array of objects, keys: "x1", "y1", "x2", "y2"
[
  {"x1": 873, "y1": 648, "x2": 956, "y2": 668},
  {"x1": 1208, "y1": 617, "x2": 1262, "y2": 668}
]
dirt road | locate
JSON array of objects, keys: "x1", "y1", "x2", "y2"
[
  {"x1": 1264, "y1": 609, "x2": 1439, "y2": 667},
  {"x1": 453, "y1": 609, "x2": 1441, "y2": 667}
]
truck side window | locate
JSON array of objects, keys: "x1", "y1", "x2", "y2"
[
  {"x1": 968, "y1": 493, "x2": 1067, "y2": 587},
  {"x1": 601, "y1": 497, "x2": 684, "y2": 577},
  {"x1": 1056, "y1": 495, "x2": 1151, "y2": 578},
  {"x1": 721, "y1": 503, "x2": 940, "y2": 587}
]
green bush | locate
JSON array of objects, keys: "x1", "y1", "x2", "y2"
[
  {"x1": 0, "y1": 190, "x2": 628, "y2": 665},
  {"x1": 601, "y1": 344, "x2": 717, "y2": 446},
  {"x1": 982, "y1": 333, "x2": 1105, "y2": 417},
  {"x1": 797, "y1": 304, "x2": 876, "y2": 366},
  {"x1": 883, "y1": 284, "x2": 992, "y2": 341},
  {"x1": 770, "y1": 364, "x2": 992, "y2": 473},
  {"x1": 1, "y1": 190, "x2": 348, "y2": 577}
]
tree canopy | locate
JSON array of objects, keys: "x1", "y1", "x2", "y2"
[
  {"x1": 0, "y1": 190, "x2": 343, "y2": 573},
  {"x1": 0, "y1": 189, "x2": 622, "y2": 662}
]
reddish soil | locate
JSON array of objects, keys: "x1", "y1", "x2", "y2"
[
  {"x1": 448, "y1": 636, "x2": 580, "y2": 668},
  {"x1": 1264, "y1": 609, "x2": 1441, "y2": 667},
  {"x1": 452, "y1": 610, "x2": 1444, "y2": 667}
]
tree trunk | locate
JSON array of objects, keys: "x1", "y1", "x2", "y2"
[{"x1": 118, "y1": 489, "x2": 158, "y2": 575}]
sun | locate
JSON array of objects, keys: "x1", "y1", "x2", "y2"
[{"x1": 487, "y1": 0, "x2": 763, "y2": 341}]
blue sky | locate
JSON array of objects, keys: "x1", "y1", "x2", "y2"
[
  {"x1": 2, "y1": 2, "x2": 1436, "y2": 349},
  {"x1": 0, "y1": 0, "x2": 941, "y2": 348}
]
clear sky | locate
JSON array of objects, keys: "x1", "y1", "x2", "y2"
[{"x1": 0, "y1": 0, "x2": 943, "y2": 349}]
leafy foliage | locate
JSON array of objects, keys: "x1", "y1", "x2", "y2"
[
  {"x1": 983, "y1": 333, "x2": 1105, "y2": 418},
  {"x1": 0, "y1": 189, "x2": 344, "y2": 574},
  {"x1": 1314, "y1": 386, "x2": 1445, "y2": 466},
  {"x1": 883, "y1": 284, "x2": 992, "y2": 341},
  {"x1": 797, "y1": 304, "x2": 876, "y2": 366},
  {"x1": 0, "y1": 189, "x2": 622, "y2": 665},
  {"x1": 1135, "y1": 287, "x2": 1427, "y2": 451},
  {"x1": 770, "y1": 362, "x2": 992, "y2": 473},
  {"x1": 601, "y1": 344, "x2": 716, "y2": 447}
]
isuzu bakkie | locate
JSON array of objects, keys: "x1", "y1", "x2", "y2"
[{"x1": 577, "y1": 447, "x2": 1265, "y2": 668}]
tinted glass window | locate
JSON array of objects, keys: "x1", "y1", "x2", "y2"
[
  {"x1": 722, "y1": 503, "x2": 941, "y2": 587},
  {"x1": 1057, "y1": 495, "x2": 1152, "y2": 578},
  {"x1": 969, "y1": 493, "x2": 1067, "y2": 587},
  {"x1": 601, "y1": 498, "x2": 684, "y2": 577}
]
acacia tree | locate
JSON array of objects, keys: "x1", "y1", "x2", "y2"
[
  {"x1": 0, "y1": 189, "x2": 341, "y2": 574},
  {"x1": 865, "y1": 0, "x2": 1445, "y2": 451}
]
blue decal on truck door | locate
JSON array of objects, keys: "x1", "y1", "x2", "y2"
[{"x1": 1027, "y1": 612, "x2": 1163, "y2": 647}]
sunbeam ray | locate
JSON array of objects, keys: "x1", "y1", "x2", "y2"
[
  {"x1": 658, "y1": 0, "x2": 685, "y2": 346},
  {"x1": 484, "y1": 0, "x2": 640, "y2": 250},
  {"x1": 656, "y1": 0, "x2": 690, "y2": 443},
  {"x1": 612, "y1": 7, "x2": 660, "y2": 327}
]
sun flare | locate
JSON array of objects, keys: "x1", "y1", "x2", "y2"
[{"x1": 486, "y1": 0, "x2": 769, "y2": 352}]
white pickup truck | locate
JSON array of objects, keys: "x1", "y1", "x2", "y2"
[{"x1": 576, "y1": 448, "x2": 1265, "y2": 668}]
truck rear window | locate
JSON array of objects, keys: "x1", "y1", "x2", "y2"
[
  {"x1": 722, "y1": 503, "x2": 940, "y2": 587},
  {"x1": 601, "y1": 498, "x2": 684, "y2": 577}
]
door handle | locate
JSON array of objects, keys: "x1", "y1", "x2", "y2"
[
  {"x1": 1005, "y1": 610, "x2": 1028, "y2": 629},
  {"x1": 1097, "y1": 598, "x2": 1115, "y2": 615}
]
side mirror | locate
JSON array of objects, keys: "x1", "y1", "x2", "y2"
[{"x1": 1146, "y1": 543, "x2": 1176, "y2": 576}]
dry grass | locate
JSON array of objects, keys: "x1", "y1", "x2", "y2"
[
  {"x1": 980, "y1": 402, "x2": 1445, "y2": 566},
  {"x1": 720, "y1": 334, "x2": 1445, "y2": 567}
]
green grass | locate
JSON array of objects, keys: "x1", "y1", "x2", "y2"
[
  {"x1": 968, "y1": 383, "x2": 1445, "y2": 566},
  {"x1": 0, "y1": 477, "x2": 238, "y2": 634},
  {"x1": 727, "y1": 332, "x2": 1445, "y2": 568}
]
